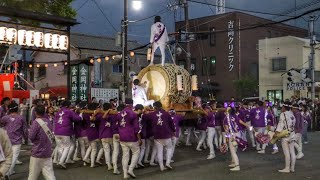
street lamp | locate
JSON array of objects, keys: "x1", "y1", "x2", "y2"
[{"x1": 132, "y1": 1, "x2": 142, "y2": 11}]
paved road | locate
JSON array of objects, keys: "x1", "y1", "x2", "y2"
[{"x1": 12, "y1": 132, "x2": 320, "y2": 180}]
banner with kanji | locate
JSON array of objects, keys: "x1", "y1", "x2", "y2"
[
  {"x1": 70, "y1": 65, "x2": 79, "y2": 102},
  {"x1": 69, "y1": 64, "x2": 89, "y2": 102},
  {"x1": 79, "y1": 64, "x2": 89, "y2": 102}
]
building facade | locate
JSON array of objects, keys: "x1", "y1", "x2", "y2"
[
  {"x1": 28, "y1": 33, "x2": 152, "y2": 99},
  {"x1": 175, "y1": 12, "x2": 308, "y2": 100},
  {"x1": 259, "y1": 36, "x2": 320, "y2": 102}
]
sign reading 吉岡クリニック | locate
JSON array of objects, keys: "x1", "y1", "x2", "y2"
[
  {"x1": 227, "y1": 20, "x2": 235, "y2": 72},
  {"x1": 70, "y1": 65, "x2": 79, "y2": 102},
  {"x1": 79, "y1": 64, "x2": 89, "y2": 102},
  {"x1": 287, "y1": 82, "x2": 312, "y2": 91}
]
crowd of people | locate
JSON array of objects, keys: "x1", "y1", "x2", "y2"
[{"x1": 0, "y1": 95, "x2": 314, "y2": 180}]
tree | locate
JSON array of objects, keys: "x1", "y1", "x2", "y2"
[
  {"x1": 0, "y1": 0, "x2": 76, "y2": 25},
  {"x1": 233, "y1": 76, "x2": 258, "y2": 100}
]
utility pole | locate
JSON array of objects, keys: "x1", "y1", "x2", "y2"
[
  {"x1": 183, "y1": 0, "x2": 191, "y2": 73},
  {"x1": 309, "y1": 16, "x2": 316, "y2": 130},
  {"x1": 122, "y1": 0, "x2": 128, "y2": 100}
]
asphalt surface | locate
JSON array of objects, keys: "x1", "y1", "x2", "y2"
[{"x1": 11, "y1": 132, "x2": 320, "y2": 180}]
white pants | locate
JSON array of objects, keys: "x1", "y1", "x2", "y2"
[
  {"x1": 154, "y1": 138, "x2": 173, "y2": 170},
  {"x1": 171, "y1": 137, "x2": 178, "y2": 159},
  {"x1": 246, "y1": 122, "x2": 256, "y2": 147},
  {"x1": 28, "y1": 157, "x2": 56, "y2": 180},
  {"x1": 8, "y1": 144, "x2": 21, "y2": 175},
  {"x1": 84, "y1": 140, "x2": 99, "y2": 167},
  {"x1": 281, "y1": 138, "x2": 296, "y2": 171},
  {"x1": 120, "y1": 141, "x2": 140, "y2": 177},
  {"x1": 100, "y1": 138, "x2": 112, "y2": 167},
  {"x1": 294, "y1": 133, "x2": 303, "y2": 154},
  {"x1": 228, "y1": 134, "x2": 240, "y2": 166},
  {"x1": 145, "y1": 137, "x2": 154, "y2": 163},
  {"x1": 112, "y1": 134, "x2": 120, "y2": 172},
  {"x1": 55, "y1": 136, "x2": 71, "y2": 164},
  {"x1": 255, "y1": 127, "x2": 266, "y2": 150},
  {"x1": 207, "y1": 127, "x2": 216, "y2": 156},
  {"x1": 78, "y1": 137, "x2": 89, "y2": 160},
  {"x1": 215, "y1": 126, "x2": 226, "y2": 147},
  {"x1": 138, "y1": 139, "x2": 146, "y2": 164},
  {"x1": 186, "y1": 127, "x2": 195, "y2": 145},
  {"x1": 196, "y1": 130, "x2": 207, "y2": 149},
  {"x1": 66, "y1": 137, "x2": 75, "y2": 163},
  {"x1": 151, "y1": 43, "x2": 166, "y2": 65}
]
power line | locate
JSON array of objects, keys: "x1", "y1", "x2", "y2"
[
  {"x1": 177, "y1": 6, "x2": 320, "y2": 36},
  {"x1": 188, "y1": 0, "x2": 296, "y2": 17},
  {"x1": 75, "y1": 0, "x2": 90, "y2": 12},
  {"x1": 91, "y1": 0, "x2": 118, "y2": 32}
]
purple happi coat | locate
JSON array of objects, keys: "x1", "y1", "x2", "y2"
[
  {"x1": 294, "y1": 111, "x2": 303, "y2": 134},
  {"x1": 118, "y1": 106, "x2": 140, "y2": 142},
  {"x1": 223, "y1": 113, "x2": 241, "y2": 134},
  {"x1": 29, "y1": 117, "x2": 53, "y2": 158},
  {"x1": 97, "y1": 113, "x2": 113, "y2": 139},
  {"x1": 54, "y1": 107, "x2": 82, "y2": 136},
  {"x1": 206, "y1": 112, "x2": 216, "y2": 128},
  {"x1": 83, "y1": 113, "x2": 99, "y2": 142},
  {"x1": 149, "y1": 109, "x2": 175, "y2": 139},
  {"x1": 172, "y1": 114, "x2": 184, "y2": 138},
  {"x1": 0, "y1": 114, "x2": 28, "y2": 145},
  {"x1": 250, "y1": 107, "x2": 267, "y2": 128}
]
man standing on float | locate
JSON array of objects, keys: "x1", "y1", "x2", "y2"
[{"x1": 150, "y1": 16, "x2": 169, "y2": 66}]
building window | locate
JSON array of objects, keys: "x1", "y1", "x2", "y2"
[
  {"x1": 112, "y1": 64, "x2": 123, "y2": 73},
  {"x1": 178, "y1": 59, "x2": 186, "y2": 69},
  {"x1": 210, "y1": 28, "x2": 216, "y2": 46},
  {"x1": 209, "y1": 57, "x2": 216, "y2": 75},
  {"x1": 315, "y1": 71, "x2": 320, "y2": 82},
  {"x1": 202, "y1": 57, "x2": 216, "y2": 76},
  {"x1": 191, "y1": 58, "x2": 196, "y2": 74},
  {"x1": 267, "y1": 90, "x2": 283, "y2": 104},
  {"x1": 197, "y1": 24, "x2": 209, "y2": 40},
  {"x1": 202, "y1": 57, "x2": 207, "y2": 75},
  {"x1": 272, "y1": 57, "x2": 286, "y2": 71},
  {"x1": 38, "y1": 66, "x2": 46, "y2": 77}
]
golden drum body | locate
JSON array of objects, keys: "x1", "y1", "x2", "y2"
[{"x1": 137, "y1": 64, "x2": 192, "y2": 104}]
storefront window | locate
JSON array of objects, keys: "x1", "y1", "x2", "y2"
[{"x1": 267, "y1": 90, "x2": 283, "y2": 104}]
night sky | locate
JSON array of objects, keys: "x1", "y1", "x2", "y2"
[{"x1": 71, "y1": 0, "x2": 320, "y2": 43}]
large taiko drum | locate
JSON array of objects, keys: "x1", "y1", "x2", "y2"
[{"x1": 137, "y1": 64, "x2": 192, "y2": 104}]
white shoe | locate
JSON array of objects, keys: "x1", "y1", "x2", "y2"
[
  {"x1": 108, "y1": 165, "x2": 113, "y2": 171},
  {"x1": 252, "y1": 144, "x2": 256, "y2": 148},
  {"x1": 73, "y1": 157, "x2": 81, "y2": 161},
  {"x1": 230, "y1": 166, "x2": 240, "y2": 171},
  {"x1": 166, "y1": 164, "x2": 173, "y2": 170},
  {"x1": 128, "y1": 170, "x2": 136, "y2": 178},
  {"x1": 271, "y1": 150, "x2": 279, "y2": 154},
  {"x1": 138, "y1": 162, "x2": 145, "y2": 167},
  {"x1": 160, "y1": 167, "x2": 168, "y2": 171},
  {"x1": 58, "y1": 163, "x2": 67, "y2": 169},
  {"x1": 150, "y1": 162, "x2": 157, "y2": 166},
  {"x1": 95, "y1": 160, "x2": 103, "y2": 165},
  {"x1": 256, "y1": 147, "x2": 262, "y2": 151},
  {"x1": 196, "y1": 148, "x2": 202, "y2": 151},
  {"x1": 228, "y1": 164, "x2": 236, "y2": 168},
  {"x1": 66, "y1": 160, "x2": 75, "y2": 164},
  {"x1": 16, "y1": 160, "x2": 23, "y2": 165},
  {"x1": 113, "y1": 169, "x2": 120, "y2": 175},
  {"x1": 296, "y1": 153, "x2": 304, "y2": 159},
  {"x1": 124, "y1": 174, "x2": 130, "y2": 179},
  {"x1": 257, "y1": 150, "x2": 265, "y2": 154},
  {"x1": 278, "y1": 168, "x2": 290, "y2": 173},
  {"x1": 207, "y1": 155, "x2": 216, "y2": 160}
]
